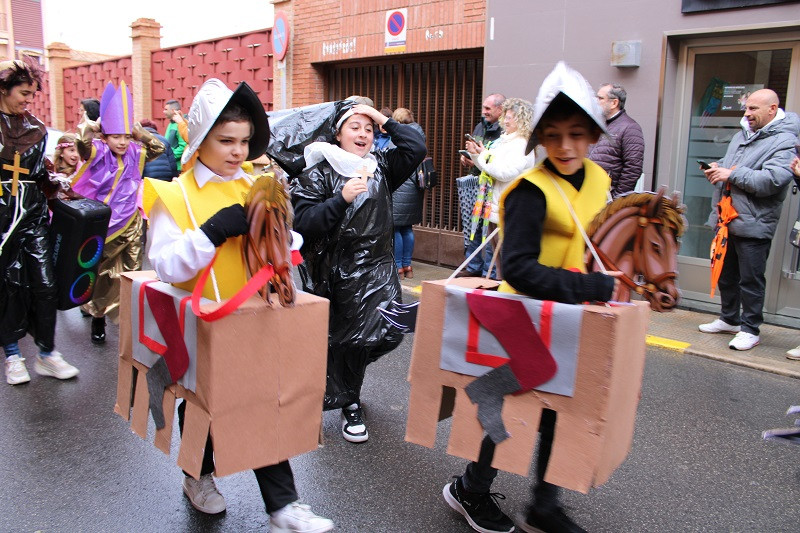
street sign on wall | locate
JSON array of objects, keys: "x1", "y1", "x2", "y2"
[
  {"x1": 272, "y1": 11, "x2": 290, "y2": 62},
  {"x1": 385, "y1": 8, "x2": 407, "y2": 54}
]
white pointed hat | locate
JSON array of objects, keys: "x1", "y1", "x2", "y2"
[
  {"x1": 182, "y1": 78, "x2": 269, "y2": 165},
  {"x1": 527, "y1": 61, "x2": 608, "y2": 153}
]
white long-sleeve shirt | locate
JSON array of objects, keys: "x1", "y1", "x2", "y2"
[
  {"x1": 470, "y1": 132, "x2": 536, "y2": 223},
  {"x1": 147, "y1": 160, "x2": 302, "y2": 284}
]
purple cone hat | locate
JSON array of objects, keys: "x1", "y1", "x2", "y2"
[{"x1": 99, "y1": 81, "x2": 134, "y2": 135}]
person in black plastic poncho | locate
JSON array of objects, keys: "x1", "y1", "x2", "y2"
[
  {"x1": 0, "y1": 59, "x2": 79, "y2": 386},
  {"x1": 291, "y1": 102, "x2": 426, "y2": 443}
]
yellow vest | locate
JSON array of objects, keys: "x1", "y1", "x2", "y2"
[
  {"x1": 497, "y1": 160, "x2": 610, "y2": 294},
  {"x1": 143, "y1": 170, "x2": 252, "y2": 300}
]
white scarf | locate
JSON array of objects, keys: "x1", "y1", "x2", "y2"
[{"x1": 303, "y1": 141, "x2": 378, "y2": 177}]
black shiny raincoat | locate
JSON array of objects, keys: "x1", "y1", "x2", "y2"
[
  {"x1": 0, "y1": 111, "x2": 56, "y2": 351},
  {"x1": 292, "y1": 119, "x2": 426, "y2": 409}
]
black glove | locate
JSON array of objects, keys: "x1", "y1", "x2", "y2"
[{"x1": 199, "y1": 204, "x2": 248, "y2": 247}]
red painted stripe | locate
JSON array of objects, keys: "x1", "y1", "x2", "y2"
[
  {"x1": 539, "y1": 300, "x2": 553, "y2": 349},
  {"x1": 465, "y1": 351, "x2": 508, "y2": 368},
  {"x1": 138, "y1": 279, "x2": 166, "y2": 355},
  {"x1": 179, "y1": 296, "x2": 191, "y2": 336}
]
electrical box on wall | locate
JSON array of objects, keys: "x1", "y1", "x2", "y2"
[{"x1": 610, "y1": 40, "x2": 642, "y2": 67}]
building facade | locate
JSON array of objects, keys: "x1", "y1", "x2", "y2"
[
  {"x1": 484, "y1": 0, "x2": 800, "y2": 327},
  {"x1": 275, "y1": 0, "x2": 490, "y2": 266}
]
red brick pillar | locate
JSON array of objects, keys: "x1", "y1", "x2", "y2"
[
  {"x1": 130, "y1": 18, "x2": 161, "y2": 123},
  {"x1": 46, "y1": 42, "x2": 72, "y2": 131}
]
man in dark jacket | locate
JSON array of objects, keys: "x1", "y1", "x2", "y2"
[
  {"x1": 140, "y1": 119, "x2": 177, "y2": 181},
  {"x1": 699, "y1": 89, "x2": 800, "y2": 351},
  {"x1": 458, "y1": 93, "x2": 505, "y2": 277},
  {"x1": 589, "y1": 83, "x2": 644, "y2": 198}
]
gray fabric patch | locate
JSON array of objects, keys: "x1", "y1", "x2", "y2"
[
  {"x1": 465, "y1": 364, "x2": 521, "y2": 444},
  {"x1": 441, "y1": 285, "x2": 583, "y2": 397},
  {"x1": 131, "y1": 278, "x2": 204, "y2": 392},
  {"x1": 145, "y1": 357, "x2": 172, "y2": 429}
]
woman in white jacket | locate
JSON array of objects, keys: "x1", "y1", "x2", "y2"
[{"x1": 465, "y1": 97, "x2": 535, "y2": 278}]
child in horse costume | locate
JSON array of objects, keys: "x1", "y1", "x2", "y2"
[
  {"x1": 143, "y1": 78, "x2": 332, "y2": 533},
  {"x1": 442, "y1": 62, "x2": 622, "y2": 533}
]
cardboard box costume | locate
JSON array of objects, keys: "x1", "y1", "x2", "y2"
[
  {"x1": 115, "y1": 271, "x2": 329, "y2": 478},
  {"x1": 405, "y1": 277, "x2": 649, "y2": 494}
]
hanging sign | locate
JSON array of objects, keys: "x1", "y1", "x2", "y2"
[{"x1": 384, "y1": 8, "x2": 407, "y2": 54}]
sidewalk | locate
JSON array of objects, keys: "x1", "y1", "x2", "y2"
[{"x1": 400, "y1": 261, "x2": 800, "y2": 380}]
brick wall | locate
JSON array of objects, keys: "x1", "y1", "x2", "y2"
[
  {"x1": 62, "y1": 58, "x2": 133, "y2": 132},
  {"x1": 290, "y1": 0, "x2": 486, "y2": 106},
  {"x1": 151, "y1": 29, "x2": 273, "y2": 132},
  {"x1": 29, "y1": 69, "x2": 50, "y2": 126}
]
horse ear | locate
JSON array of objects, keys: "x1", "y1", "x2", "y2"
[{"x1": 647, "y1": 187, "x2": 666, "y2": 217}]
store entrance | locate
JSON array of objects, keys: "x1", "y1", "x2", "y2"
[{"x1": 672, "y1": 38, "x2": 800, "y2": 326}]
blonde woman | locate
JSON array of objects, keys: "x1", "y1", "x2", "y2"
[{"x1": 465, "y1": 97, "x2": 535, "y2": 278}]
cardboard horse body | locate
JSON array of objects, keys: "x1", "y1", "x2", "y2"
[{"x1": 404, "y1": 190, "x2": 683, "y2": 492}]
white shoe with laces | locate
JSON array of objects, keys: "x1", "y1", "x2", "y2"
[
  {"x1": 270, "y1": 502, "x2": 334, "y2": 533},
  {"x1": 182, "y1": 474, "x2": 226, "y2": 514},
  {"x1": 698, "y1": 318, "x2": 741, "y2": 334},
  {"x1": 5, "y1": 356, "x2": 31, "y2": 385},
  {"x1": 786, "y1": 345, "x2": 800, "y2": 360},
  {"x1": 729, "y1": 331, "x2": 760, "y2": 351},
  {"x1": 34, "y1": 352, "x2": 78, "y2": 380}
]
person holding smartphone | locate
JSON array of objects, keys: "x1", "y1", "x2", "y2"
[
  {"x1": 163, "y1": 99, "x2": 187, "y2": 172},
  {"x1": 458, "y1": 94, "x2": 506, "y2": 278},
  {"x1": 463, "y1": 98, "x2": 536, "y2": 280},
  {"x1": 698, "y1": 89, "x2": 799, "y2": 351}
]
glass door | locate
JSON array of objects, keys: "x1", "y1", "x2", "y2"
[{"x1": 673, "y1": 37, "x2": 800, "y2": 325}]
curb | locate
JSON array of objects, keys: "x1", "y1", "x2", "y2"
[{"x1": 400, "y1": 283, "x2": 800, "y2": 380}]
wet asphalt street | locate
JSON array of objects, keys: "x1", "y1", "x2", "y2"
[{"x1": 2, "y1": 303, "x2": 800, "y2": 533}]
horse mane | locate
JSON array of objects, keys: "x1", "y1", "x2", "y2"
[{"x1": 586, "y1": 192, "x2": 687, "y2": 238}]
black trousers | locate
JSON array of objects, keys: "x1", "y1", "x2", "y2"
[
  {"x1": 0, "y1": 188, "x2": 57, "y2": 352},
  {"x1": 177, "y1": 400, "x2": 298, "y2": 513},
  {"x1": 462, "y1": 409, "x2": 560, "y2": 511},
  {"x1": 718, "y1": 235, "x2": 772, "y2": 335}
]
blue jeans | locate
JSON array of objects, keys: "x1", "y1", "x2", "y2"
[
  {"x1": 394, "y1": 226, "x2": 415, "y2": 268},
  {"x1": 465, "y1": 232, "x2": 490, "y2": 275}
]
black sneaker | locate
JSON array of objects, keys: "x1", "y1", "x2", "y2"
[
  {"x1": 341, "y1": 403, "x2": 368, "y2": 443},
  {"x1": 442, "y1": 476, "x2": 515, "y2": 533},
  {"x1": 517, "y1": 506, "x2": 586, "y2": 533},
  {"x1": 91, "y1": 317, "x2": 106, "y2": 345}
]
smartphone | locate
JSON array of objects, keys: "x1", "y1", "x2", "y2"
[
  {"x1": 465, "y1": 134, "x2": 477, "y2": 143},
  {"x1": 697, "y1": 160, "x2": 711, "y2": 170},
  {"x1": 459, "y1": 150, "x2": 471, "y2": 158}
]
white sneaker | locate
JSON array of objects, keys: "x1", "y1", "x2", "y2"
[
  {"x1": 182, "y1": 474, "x2": 226, "y2": 514},
  {"x1": 5, "y1": 356, "x2": 31, "y2": 385},
  {"x1": 270, "y1": 502, "x2": 334, "y2": 533},
  {"x1": 729, "y1": 331, "x2": 760, "y2": 351},
  {"x1": 699, "y1": 318, "x2": 741, "y2": 334},
  {"x1": 786, "y1": 346, "x2": 800, "y2": 360},
  {"x1": 34, "y1": 352, "x2": 79, "y2": 380}
]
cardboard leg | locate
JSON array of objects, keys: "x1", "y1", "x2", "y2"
[
  {"x1": 114, "y1": 358, "x2": 134, "y2": 421},
  {"x1": 177, "y1": 400, "x2": 212, "y2": 480},
  {"x1": 154, "y1": 387, "x2": 177, "y2": 455},
  {"x1": 545, "y1": 411, "x2": 602, "y2": 494},
  {"x1": 130, "y1": 369, "x2": 151, "y2": 439},
  {"x1": 447, "y1": 388, "x2": 484, "y2": 463},
  {"x1": 492, "y1": 395, "x2": 541, "y2": 477},
  {"x1": 405, "y1": 379, "x2": 445, "y2": 448}
]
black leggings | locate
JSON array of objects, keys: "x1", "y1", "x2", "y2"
[{"x1": 462, "y1": 409, "x2": 561, "y2": 510}]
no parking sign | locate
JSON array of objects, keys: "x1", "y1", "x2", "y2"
[{"x1": 385, "y1": 8, "x2": 407, "y2": 54}]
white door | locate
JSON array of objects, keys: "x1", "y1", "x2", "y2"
[{"x1": 670, "y1": 36, "x2": 800, "y2": 326}]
